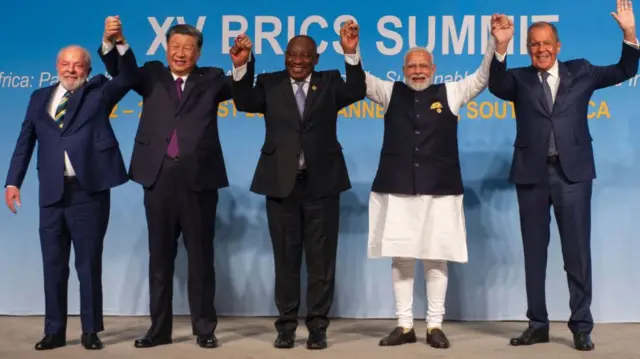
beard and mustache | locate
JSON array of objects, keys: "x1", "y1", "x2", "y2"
[{"x1": 405, "y1": 73, "x2": 432, "y2": 91}]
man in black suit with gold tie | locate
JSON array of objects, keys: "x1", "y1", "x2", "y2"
[
  {"x1": 230, "y1": 21, "x2": 365, "y2": 349},
  {"x1": 98, "y1": 20, "x2": 242, "y2": 348}
]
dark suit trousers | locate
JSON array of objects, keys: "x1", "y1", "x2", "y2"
[
  {"x1": 143, "y1": 157, "x2": 218, "y2": 339},
  {"x1": 516, "y1": 158, "x2": 593, "y2": 334},
  {"x1": 39, "y1": 177, "x2": 110, "y2": 336},
  {"x1": 266, "y1": 171, "x2": 340, "y2": 334}
]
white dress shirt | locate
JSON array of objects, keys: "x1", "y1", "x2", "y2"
[{"x1": 49, "y1": 85, "x2": 77, "y2": 176}]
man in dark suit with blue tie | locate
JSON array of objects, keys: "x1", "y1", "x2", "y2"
[
  {"x1": 230, "y1": 22, "x2": 365, "y2": 350},
  {"x1": 488, "y1": 0, "x2": 639, "y2": 351},
  {"x1": 98, "y1": 19, "x2": 239, "y2": 349},
  {"x1": 4, "y1": 17, "x2": 136, "y2": 351}
]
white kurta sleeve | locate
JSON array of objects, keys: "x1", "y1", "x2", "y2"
[
  {"x1": 365, "y1": 72, "x2": 395, "y2": 114},
  {"x1": 444, "y1": 35, "x2": 496, "y2": 116}
]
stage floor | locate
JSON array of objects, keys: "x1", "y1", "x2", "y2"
[{"x1": 0, "y1": 316, "x2": 636, "y2": 358}]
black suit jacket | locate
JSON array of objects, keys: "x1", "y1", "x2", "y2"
[
  {"x1": 232, "y1": 56, "x2": 366, "y2": 198},
  {"x1": 98, "y1": 45, "x2": 232, "y2": 190}
]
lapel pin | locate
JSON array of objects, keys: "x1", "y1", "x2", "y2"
[{"x1": 312, "y1": 85, "x2": 317, "y2": 91}]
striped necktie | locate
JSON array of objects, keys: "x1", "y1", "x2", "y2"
[{"x1": 54, "y1": 91, "x2": 71, "y2": 128}]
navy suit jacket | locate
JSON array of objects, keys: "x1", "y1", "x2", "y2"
[
  {"x1": 5, "y1": 49, "x2": 139, "y2": 207},
  {"x1": 489, "y1": 42, "x2": 640, "y2": 184}
]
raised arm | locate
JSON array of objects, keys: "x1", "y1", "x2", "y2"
[
  {"x1": 216, "y1": 75, "x2": 234, "y2": 103},
  {"x1": 97, "y1": 16, "x2": 145, "y2": 96},
  {"x1": 230, "y1": 35, "x2": 266, "y2": 113},
  {"x1": 334, "y1": 20, "x2": 366, "y2": 109},
  {"x1": 591, "y1": 0, "x2": 640, "y2": 89},
  {"x1": 101, "y1": 45, "x2": 141, "y2": 108},
  {"x1": 488, "y1": 14, "x2": 517, "y2": 102},
  {"x1": 445, "y1": 32, "x2": 497, "y2": 115},
  {"x1": 364, "y1": 71, "x2": 394, "y2": 109}
]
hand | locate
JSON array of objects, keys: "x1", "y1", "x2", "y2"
[
  {"x1": 340, "y1": 20, "x2": 359, "y2": 54},
  {"x1": 491, "y1": 14, "x2": 514, "y2": 45},
  {"x1": 612, "y1": 0, "x2": 636, "y2": 36},
  {"x1": 230, "y1": 34, "x2": 252, "y2": 67},
  {"x1": 5, "y1": 187, "x2": 20, "y2": 214},
  {"x1": 103, "y1": 16, "x2": 123, "y2": 43}
]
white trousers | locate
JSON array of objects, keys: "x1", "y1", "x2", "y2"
[{"x1": 392, "y1": 257, "x2": 448, "y2": 329}]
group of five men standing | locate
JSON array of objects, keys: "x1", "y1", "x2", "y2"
[{"x1": 4, "y1": 0, "x2": 638, "y2": 353}]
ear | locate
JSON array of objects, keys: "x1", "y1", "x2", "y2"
[{"x1": 313, "y1": 54, "x2": 320, "y2": 65}]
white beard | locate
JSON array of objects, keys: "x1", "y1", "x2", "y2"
[
  {"x1": 61, "y1": 76, "x2": 87, "y2": 92},
  {"x1": 405, "y1": 76, "x2": 432, "y2": 91}
]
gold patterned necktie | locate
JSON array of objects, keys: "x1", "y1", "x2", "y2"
[{"x1": 54, "y1": 91, "x2": 71, "y2": 128}]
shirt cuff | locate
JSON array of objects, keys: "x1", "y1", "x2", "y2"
[
  {"x1": 494, "y1": 51, "x2": 506, "y2": 62},
  {"x1": 232, "y1": 53, "x2": 253, "y2": 81},
  {"x1": 344, "y1": 48, "x2": 360, "y2": 65},
  {"x1": 624, "y1": 38, "x2": 640, "y2": 48}
]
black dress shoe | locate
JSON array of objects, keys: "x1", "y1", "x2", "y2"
[
  {"x1": 510, "y1": 326, "x2": 549, "y2": 346},
  {"x1": 274, "y1": 332, "x2": 295, "y2": 349},
  {"x1": 81, "y1": 333, "x2": 103, "y2": 350},
  {"x1": 34, "y1": 334, "x2": 66, "y2": 350},
  {"x1": 379, "y1": 327, "x2": 417, "y2": 346},
  {"x1": 426, "y1": 328, "x2": 450, "y2": 349},
  {"x1": 573, "y1": 332, "x2": 594, "y2": 351},
  {"x1": 307, "y1": 331, "x2": 327, "y2": 350},
  {"x1": 134, "y1": 337, "x2": 172, "y2": 348},
  {"x1": 196, "y1": 335, "x2": 219, "y2": 348}
]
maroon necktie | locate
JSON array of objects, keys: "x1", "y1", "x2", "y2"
[{"x1": 166, "y1": 77, "x2": 183, "y2": 157}]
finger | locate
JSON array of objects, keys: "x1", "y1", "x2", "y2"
[{"x1": 6, "y1": 197, "x2": 15, "y2": 213}]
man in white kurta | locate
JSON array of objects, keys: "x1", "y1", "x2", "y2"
[{"x1": 361, "y1": 15, "x2": 507, "y2": 349}]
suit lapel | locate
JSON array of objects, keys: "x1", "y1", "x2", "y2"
[
  {"x1": 160, "y1": 68, "x2": 180, "y2": 108},
  {"x1": 40, "y1": 85, "x2": 61, "y2": 131},
  {"x1": 178, "y1": 67, "x2": 204, "y2": 113},
  {"x1": 277, "y1": 73, "x2": 302, "y2": 125},
  {"x1": 525, "y1": 67, "x2": 551, "y2": 116},
  {"x1": 302, "y1": 72, "x2": 320, "y2": 123},
  {"x1": 60, "y1": 82, "x2": 90, "y2": 133},
  {"x1": 553, "y1": 62, "x2": 572, "y2": 115}
]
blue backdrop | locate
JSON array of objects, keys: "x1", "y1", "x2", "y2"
[{"x1": 1, "y1": 1, "x2": 639, "y2": 323}]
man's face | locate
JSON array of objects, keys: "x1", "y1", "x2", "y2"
[
  {"x1": 56, "y1": 47, "x2": 90, "y2": 92},
  {"x1": 285, "y1": 37, "x2": 318, "y2": 81},
  {"x1": 167, "y1": 34, "x2": 200, "y2": 76},
  {"x1": 403, "y1": 50, "x2": 435, "y2": 91},
  {"x1": 527, "y1": 25, "x2": 561, "y2": 71}
]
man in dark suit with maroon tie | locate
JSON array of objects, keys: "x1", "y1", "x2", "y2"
[{"x1": 98, "y1": 20, "x2": 245, "y2": 349}]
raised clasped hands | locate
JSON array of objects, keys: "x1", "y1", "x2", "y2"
[
  {"x1": 103, "y1": 15, "x2": 123, "y2": 43},
  {"x1": 230, "y1": 34, "x2": 253, "y2": 67},
  {"x1": 340, "y1": 20, "x2": 359, "y2": 54},
  {"x1": 491, "y1": 13, "x2": 514, "y2": 45}
]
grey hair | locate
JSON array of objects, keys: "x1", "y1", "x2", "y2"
[
  {"x1": 403, "y1": 46, "x2": 433, "y2": 65},
  {"x1": 57, "y1": 45, "x2": 92, "y2": 68}
]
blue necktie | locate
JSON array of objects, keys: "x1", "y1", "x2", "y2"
[
  {"x1": 294, "y1": 81, "x2": 306, "y2": 118},
  {"x1": 294, "y1": 81, "x2": 306, "y2": 168},
  {"x1": 540, "y1": 72, "x2": 557, "y2": 155}
]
